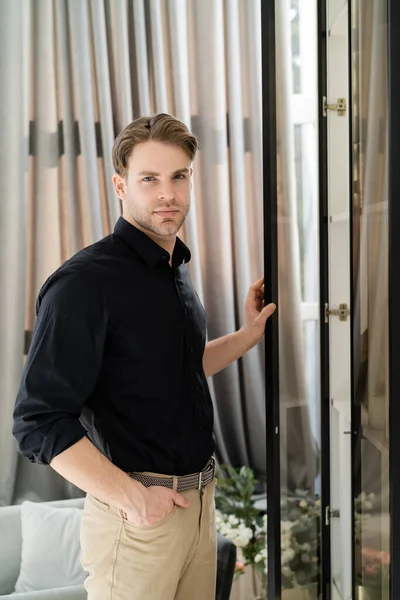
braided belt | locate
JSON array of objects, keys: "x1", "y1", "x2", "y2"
[{"x1": 129, "y1": 457, "x2": 216, "y2": 493}]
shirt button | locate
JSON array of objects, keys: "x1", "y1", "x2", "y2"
[
  {"x1": 189, "y1": 348, "x2": 194, "y2": 353},
  {"x1": 162, "y1": 255, "x2": 169, "y2": 262}
]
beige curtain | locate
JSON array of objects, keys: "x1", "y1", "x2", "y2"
[
  {"x1": 0, "y1": 0, "x2": 265, "y2": 505},
  {"x1": 0, "y1": 0, "x2": 314, "y2": 506}
]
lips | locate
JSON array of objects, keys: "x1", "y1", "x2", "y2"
[{"x1": 155, "y1": 210, "x2": 179, "y2": 216}]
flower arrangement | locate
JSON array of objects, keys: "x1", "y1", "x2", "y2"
[
  {"x1": 215, "y1": 465, "x2": 389, "y2": 599},
  {"x1": 214, "y1": 464, "x2": 268, "y2": 595},
  {"x1": 214, "y1": 464, "x2": 320, "y2": 598},
  {"x1": 279, "y1": 490, "x2": 320, "y2": 588}
]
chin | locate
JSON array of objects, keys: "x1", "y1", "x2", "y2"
[
  {"x1": 154, "y1": 220, "x2": 184, "y2": 236},
  {"x1": 160, "y1": 226, "x2": 181, "y2": 237}
]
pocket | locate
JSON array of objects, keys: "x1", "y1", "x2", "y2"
[
  {"x1": 87, "y1": 494, "x2": 110, "y2": 514},
  {"x1": 121, "y1": 504, "x2": 177, "y2": 531}
]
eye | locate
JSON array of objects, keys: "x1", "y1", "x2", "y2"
[
  {"x1": 143, "y1": 176, "x2": 154, "y2": 182},
  {"x1": 174, "y1": 173, "x2": 186, "y2": 180}
]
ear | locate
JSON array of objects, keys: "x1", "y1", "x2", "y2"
[
  {"x1": 112, "y1": 173, "x2": 127, "y2": 201},
  {"x1": 189, "y1": 167, "x2": 193, "y2": 190}
]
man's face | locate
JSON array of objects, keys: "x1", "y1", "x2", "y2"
[{"x1": 113, "y1": 140, "x2": 192, "y2": 240}]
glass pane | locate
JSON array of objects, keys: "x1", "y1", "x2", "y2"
[
  {"x1": 276, "y1": 1, "x2": 320, "y2": 597},
  {"x1": 291, "y1": 0, "x2": 302, "y2": 94},
  {"x1": 351, "y1": 0, "x2": 390, "y2": 598},
  {"x1": 326, "y1": 1, "x2": 352, "y2": 598}
]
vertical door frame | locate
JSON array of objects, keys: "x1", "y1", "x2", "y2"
[
  {"x1": 348, "y1": 1, "x2": 357, "y2": 598},
  {"x1": 388, "y1": 1, "x2": 400, "y2": 597},
  {"x1": 261, "y1": 0, "x2": 281, "y2": 597},
  {"x1": 317, "y1": 0, "x2": 332, "y2": 597}
]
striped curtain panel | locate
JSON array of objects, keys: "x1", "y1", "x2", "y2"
[{"x1": 0, "y1": 0, "x2": 312, "y2": 506}]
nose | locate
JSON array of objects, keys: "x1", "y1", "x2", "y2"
[{"x1": 158, "y1": 184, "x2": 175, "y2": 202}]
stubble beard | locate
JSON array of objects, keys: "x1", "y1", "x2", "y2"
[{"x1": 129, "y1": 204, "x2": 190, "y2": 238}]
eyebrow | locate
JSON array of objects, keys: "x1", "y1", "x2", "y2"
[{"x1": 137, "y1": 168, "x2": 190, "y2": 177}]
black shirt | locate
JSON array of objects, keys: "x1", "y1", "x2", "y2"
[{"x1": 13, "y1": 217, "x2": 215, "y2": 476}]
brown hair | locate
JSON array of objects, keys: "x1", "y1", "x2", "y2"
[{"x1": 112, "y1": 113, "x2": 199, "y2": 177}]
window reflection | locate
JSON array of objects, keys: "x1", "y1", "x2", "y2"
[
  {"x1": 277, "y1": 0, "x2": 320, "y2": 596},
  {"x1": 352, "y1": 0, "x2": 390, "y2": 598}
]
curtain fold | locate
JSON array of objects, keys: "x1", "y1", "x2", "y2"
[
  {"x1": 89, "y1": 0, "x2": 121, "y2": 227},
  {"x1": 0, "y1": 0, "x2": 30, "y2": 505},
  {"x1": 132, "y1": 0, "x2": 152, "y2": 114},
  {"x1": 106, "y1": 0, "x2": 134, "y2": 129},
  {"x1": 56, "y1": 0, "x2": 82, "y2": 257}
]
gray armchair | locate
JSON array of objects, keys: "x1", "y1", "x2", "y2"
[{"x1": 0, "y1": 498, "x2": 236, "y2": 600}]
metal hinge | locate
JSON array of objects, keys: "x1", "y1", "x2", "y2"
[
  {"x1": 323, "y1": 96, "x2": 347, "y2": 117},
  {"x1": 324, "y1": 303, "x2": 350, "y2": 323},
  {"x1": 325, "y1": 506, "x2": 340, "y2": 525}
]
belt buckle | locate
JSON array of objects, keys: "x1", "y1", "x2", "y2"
[{"x1": 198, "y1": 456, "x2": 216, "y2": 490}]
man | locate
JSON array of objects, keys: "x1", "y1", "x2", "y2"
[{"x1": 13, "y1": 113, "x2": 276, "y2": 600}]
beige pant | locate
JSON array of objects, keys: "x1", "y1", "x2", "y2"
[{"x1": 80, "y1": 475, "x2": 217, "y2": 600}]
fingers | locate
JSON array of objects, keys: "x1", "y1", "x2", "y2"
[
  {"x1": 262, "y1": 303, "x2": 276, "y2": 318},
  {"x1": 251, "y1": 276, "x2": 264, "y2": 290},
  {"x1": 172, "y1": 492, "x2": 191, "y2": 508}
]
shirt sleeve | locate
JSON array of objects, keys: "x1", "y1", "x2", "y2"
[{"x1": 12, "y1": 268, "x2": 108, "y2": 465}]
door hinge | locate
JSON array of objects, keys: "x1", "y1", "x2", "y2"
[
  {"x1": 323, "y1": 96, "x2": 347, "y2": 117},
  {"x1": 324, "y1": 303, "x2": 350, "y2": 323},
  {"x1": 325, "y1": 506, "x2": 340, "y2": 525}
]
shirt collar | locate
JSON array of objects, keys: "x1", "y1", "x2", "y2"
[{"x1": 114, "y1": 217, "x2": 191, "y2": 269}]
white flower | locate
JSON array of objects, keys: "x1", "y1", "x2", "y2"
[
  {"x1": 301, "y1": 553, "x2": 310, "y2": 563},
  {"x1": 282, "y1": 565, "x2": 294, "y2": 578},
  {"x1": 281, "y1": 521, "x2": 293, "y2": 533},
  {"x1": 235, "y1": 528, "x2": 253, "y2": 547},
  {"x1": 299, "y1": 500, "x2": 308, "y2": 509},
  {"x1": 215, "y1": 512, "x2": 254, "y2": 549},
  {"x1": 302, "y1": 543, "x2": 311, "y2": 552},
  {"x1": 282, "y1": 548, "x2": 295, "y2": 564},
  {"x1": 228, "y1": 514, "x2": 239, "y2": 525},
  {"x1": 254, "y1": 553, "x2": 263, "y2": 563},
  {"x1": 215, "y1": 511, "x2": 224, "y2": 525},
  {"x1": 281, "y1": 534, "x2": 291, "y2": 551}
]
